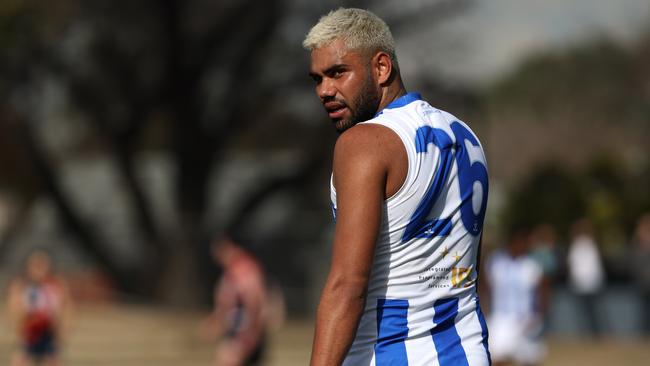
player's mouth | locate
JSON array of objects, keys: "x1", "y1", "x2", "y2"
[{"x1": 324, "y1": 101, "x2": 348, "y2": 119}]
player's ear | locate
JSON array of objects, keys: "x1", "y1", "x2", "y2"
[{"x1": 374, "y1": 51, "x2": 393, "y2": 85}]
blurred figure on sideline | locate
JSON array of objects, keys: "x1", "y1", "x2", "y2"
[
  {"x1": 200, "y1": 237, "x2": 281, "y2": 366},
  {"x1": 631, "y1": 213, "x2": 650, "y2": 336},
  {"x1": 529, "y1": 223, "x2": 559, "y2": 281},
  {"x1": 529, "y1": 223, "x2": 559, "y2": 335},
  {"x1": 567, "y1": 218, "x2": 605, "y2": 338},
  {"x1": 6, "y1": 250, "x2": 73, "y2": 366},
  {"x1": 484, "y1": 229, "x2": 550, "y2": 366}
]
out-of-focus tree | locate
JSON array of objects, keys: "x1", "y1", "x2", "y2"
[
  {"x1": 490, "y1": 31, "x2": 650, "y2": 267},
  {"x1": 1, "y1": 0, "x2": 289, "y2": 301},
  {"x1": 484, "y1": 35, "x2": 650, "y2": 183},
  {"x1": 501, "y1": 163, "x2": 586, "y2": 239},
  {"x1": 0, "y1": 0, "x2": 478, "y2": 307}
]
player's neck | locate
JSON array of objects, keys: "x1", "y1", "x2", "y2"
[{"x1": 378, "y1": 82, "x2": 408, "y2": 112}]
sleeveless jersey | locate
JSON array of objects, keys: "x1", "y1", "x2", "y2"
[
  {"x1": 23, "y1": 279, "x2": 63, "y2": 316},
  {"x1": 330, "y1": 93, "x2": 491, "y2": 366},
  {"x1": 22, "y1": 279, "x2": 64, "y2": 346}
]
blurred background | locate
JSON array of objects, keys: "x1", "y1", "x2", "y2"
[{"x1": 0, "y1": 0, "x2": 649, "y2": 364}]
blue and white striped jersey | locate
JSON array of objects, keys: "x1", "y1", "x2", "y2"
[
  {"x1": 330, "y1": 93, "x2": 491, "y2": 366},
  {"x1": 486, "y1": 250, "x2": 543, "y2": 320}
]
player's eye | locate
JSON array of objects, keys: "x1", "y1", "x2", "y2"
[
  {"x1": 331, "y1": 69, "x2": 346, "y2": 78},
  {"x1": 325, "y1": 67, "x2": 346, "y2": 79}
]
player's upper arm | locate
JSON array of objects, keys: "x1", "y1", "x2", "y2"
[
  {"x1": 7, "y1": 280, "x2": 25, "y2": 318},
  {"x1": 329, "y1": 124, "x2": 394, "y2": 286}
]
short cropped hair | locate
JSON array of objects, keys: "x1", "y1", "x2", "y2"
[{"x1": 303, "y1": 8, "x2": 397, "y2": 64}]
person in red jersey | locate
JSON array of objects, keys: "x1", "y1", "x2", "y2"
[
  {"x1": 201, "y1": 237, "x2": 275, "y2": 366},
  {"x1": 7, "y1": 250, "x2": 73, "y2": 366}
]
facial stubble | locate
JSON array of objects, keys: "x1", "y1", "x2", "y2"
[{"x1": 335, "y1": 70, "x2": 381, "y2": 133}]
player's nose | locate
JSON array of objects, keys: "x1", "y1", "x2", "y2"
[{"x1": 318, "y1": 78, "x2": 336, "y2": 100}]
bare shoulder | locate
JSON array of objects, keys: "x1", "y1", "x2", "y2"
[
  {"x1": 7, "y1": 278, "x2": 25, "y2": 303},
  {"x1": 8, "y1": 278, "x2": 25, "y2": 291},
  {"x1": 333, "y1": 123, "x2": 403, "y2": 166},
  {"x1": 333, "y1": 123, "x2": 407, "y2": 197}
]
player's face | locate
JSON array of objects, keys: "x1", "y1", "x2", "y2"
[
  {"x1": 26, "y1": 252, "x2": 51, "y2": 281},
  {"x1": 309, "y1": 39, "x2": 381, "y2": 132}
]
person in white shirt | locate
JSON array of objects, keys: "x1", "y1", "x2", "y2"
[
  {"x1": 567, "y1": 218, "x2": 605, "y2": 337},
  {"x1": 484, "y1": 229, "x2": 550, "y2": 366}
]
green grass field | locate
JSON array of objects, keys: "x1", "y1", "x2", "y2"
[{"x1": 0, "y1": 304, "x2": 648, "y2": 365}]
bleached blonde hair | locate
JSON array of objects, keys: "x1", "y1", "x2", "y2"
[{"x1": 303, "y1": 8, "x2": 397, "y2": 64}]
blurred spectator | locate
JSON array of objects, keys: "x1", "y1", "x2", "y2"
[
  {"x1": 200, "y1": 237, "x2": 283, "y2": 366},
  {"x1": 529, "y1": 223, "x2": 560, "y2": 280},
  {"x1": 567, "y1": 218, "x2": 605, "y2": 338},
  {"x1": 529, "y1": 223, "x2": 559, "y2": 336},
  {"x1": 631, "y1": 213, "x2": 650, "y2": 336},
  {"x1": 6, "y1": 250, "x2": 73, "y2": 366},
  {"x1": 484, "y1": 229, "x2": 550, "y2": 366}
]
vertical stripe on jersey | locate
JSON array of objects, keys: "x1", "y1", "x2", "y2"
[
  {"x1": 403, "y1": 127, "x2": 455, "y2": 242},
  {"x1": 375, "y1": 299, "x2": 409, "y2": 365},
  {"x1": 475, "y1": 298, "x2": 492, "y2": 364},
  {"x1": 432, "y1": 298, "x2": 469, "y2": 366}
]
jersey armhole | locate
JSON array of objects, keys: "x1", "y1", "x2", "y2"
[{"x1": 359, "y1": 120, "x2": 414, "y2": 203}]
